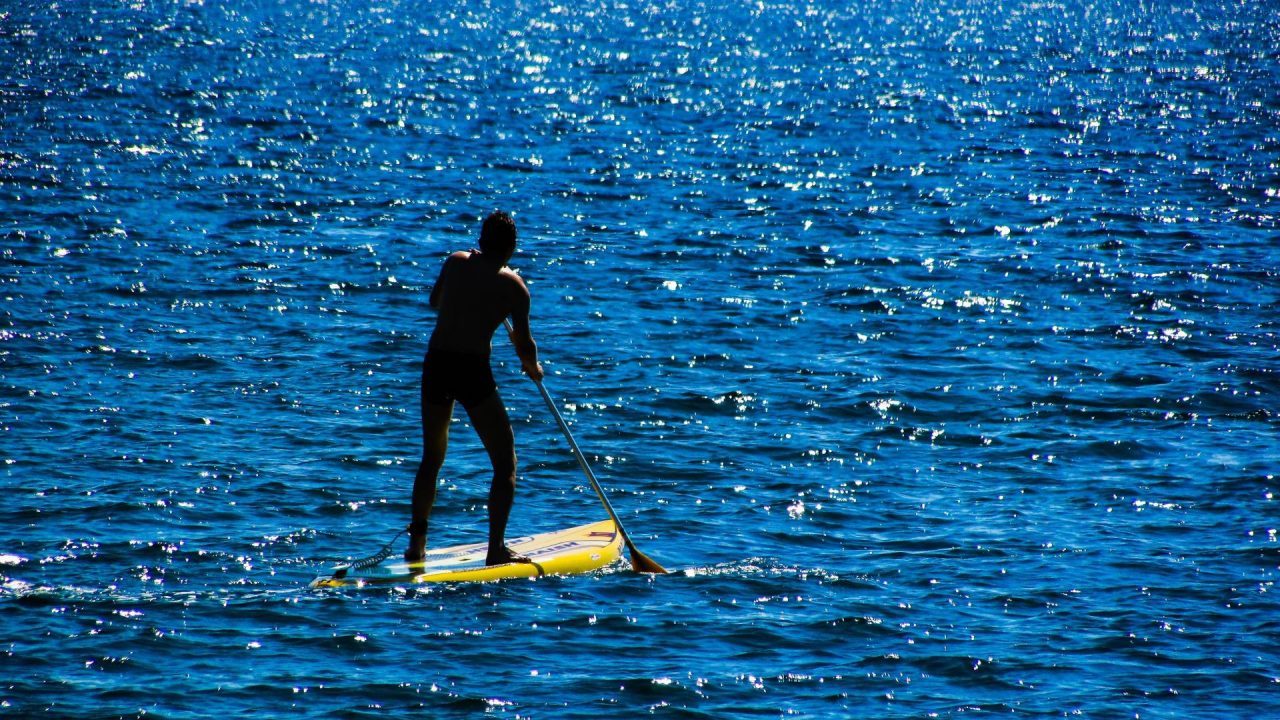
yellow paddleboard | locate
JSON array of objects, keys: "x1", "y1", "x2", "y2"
[{"x1": 311, "y1": 519, "x2": 622, "y2": 588}]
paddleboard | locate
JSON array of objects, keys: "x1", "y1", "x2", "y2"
[{"x1": 311, "y1": 519, "x2": 622, "y2": 588}]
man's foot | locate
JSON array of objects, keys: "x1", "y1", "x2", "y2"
[
  {"x1": 486, "y1": 545, "x2": 532, "y2": 566},
  {"x1": 404, "y1": 519, "x2": 428, "y2": 562}
]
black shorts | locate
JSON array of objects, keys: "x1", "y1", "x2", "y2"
[{"x1": 421, "y1": 348, "x2": 497, "y2": 410}]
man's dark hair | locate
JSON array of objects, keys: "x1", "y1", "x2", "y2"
[{"x1": 479, "y1": 211, "x2": 517, "y2": 256}]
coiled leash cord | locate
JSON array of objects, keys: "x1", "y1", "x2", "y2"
[{"x1": 331, "y1": 528, "x2": 405, "y2": 580}]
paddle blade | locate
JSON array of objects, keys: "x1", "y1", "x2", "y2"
[{"x1": 627, "y1": 545, "x2": 669, "y2": 574}]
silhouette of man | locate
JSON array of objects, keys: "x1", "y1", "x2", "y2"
[{"x1": 405, "y1": 210, "x2": 543, "y2": 565}]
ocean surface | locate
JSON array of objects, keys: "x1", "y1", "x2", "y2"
[{"x1": 3, "y1": 0, "x2": 1278, "y2": 717}]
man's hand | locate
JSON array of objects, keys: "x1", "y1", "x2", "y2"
[{"x1": 523, "y1": 361, "x2": 545, "y2": 383}]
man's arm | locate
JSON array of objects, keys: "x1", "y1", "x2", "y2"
[{"x1": 506, "y1": 276, "x2": 543, "y2": 382}]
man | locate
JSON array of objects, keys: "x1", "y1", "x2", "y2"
[{"x1": 406, "y1": 210, "x2": 543, "y2": 565}]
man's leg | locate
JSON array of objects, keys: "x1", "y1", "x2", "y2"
[
  {"x1": 407, "y1": 399, "x2": 453, "y2": 561},
  {"x1": 463, "y1": 391, "x2": 527, "y2": 565}
]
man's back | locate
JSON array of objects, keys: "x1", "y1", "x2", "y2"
[{"x1": 428, "y1": 250, "x2": 530, "y2": 357}]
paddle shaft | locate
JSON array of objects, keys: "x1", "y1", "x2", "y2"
[
  {"x1": 530, "y1": 376, "x2": 625, "y2": 526},
  {"x1": 504, "y1": 320, "x2": 667, "y2": 573}
]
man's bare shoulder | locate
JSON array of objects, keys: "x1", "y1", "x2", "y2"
[{"x1": 498, "y1": 266, "x2": 530, "y2": 291}]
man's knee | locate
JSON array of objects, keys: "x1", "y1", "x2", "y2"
[
  {"x1": 420, "y1": 449, "x2": 445, "y2": 473},
  {"x1": 492, "y1": 453, "x2": 516, "y2": 481}
]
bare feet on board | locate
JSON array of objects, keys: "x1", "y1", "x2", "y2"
[
  {"x1": 404, "y1": 519, "x2": 427, "y2": 562},
  {"x1": 486, "y1": 545, "x2": 532, "y2": 566}
]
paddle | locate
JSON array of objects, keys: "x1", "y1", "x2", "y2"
[{"x1": 505, "y1": 319, "x2": 668, "y2": 574}]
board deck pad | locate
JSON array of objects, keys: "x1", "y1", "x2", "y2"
[{"x1": 311, "y1": 519, "x2": 622, "y2": 588}]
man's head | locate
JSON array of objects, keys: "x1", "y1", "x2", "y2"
[{"x1": 479, "y1": 210, "x2": 517, "y2": 258}]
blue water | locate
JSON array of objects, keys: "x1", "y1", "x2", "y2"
[{"x1": 3, "y1": 0, "x2": 1278, "y2": 717}]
